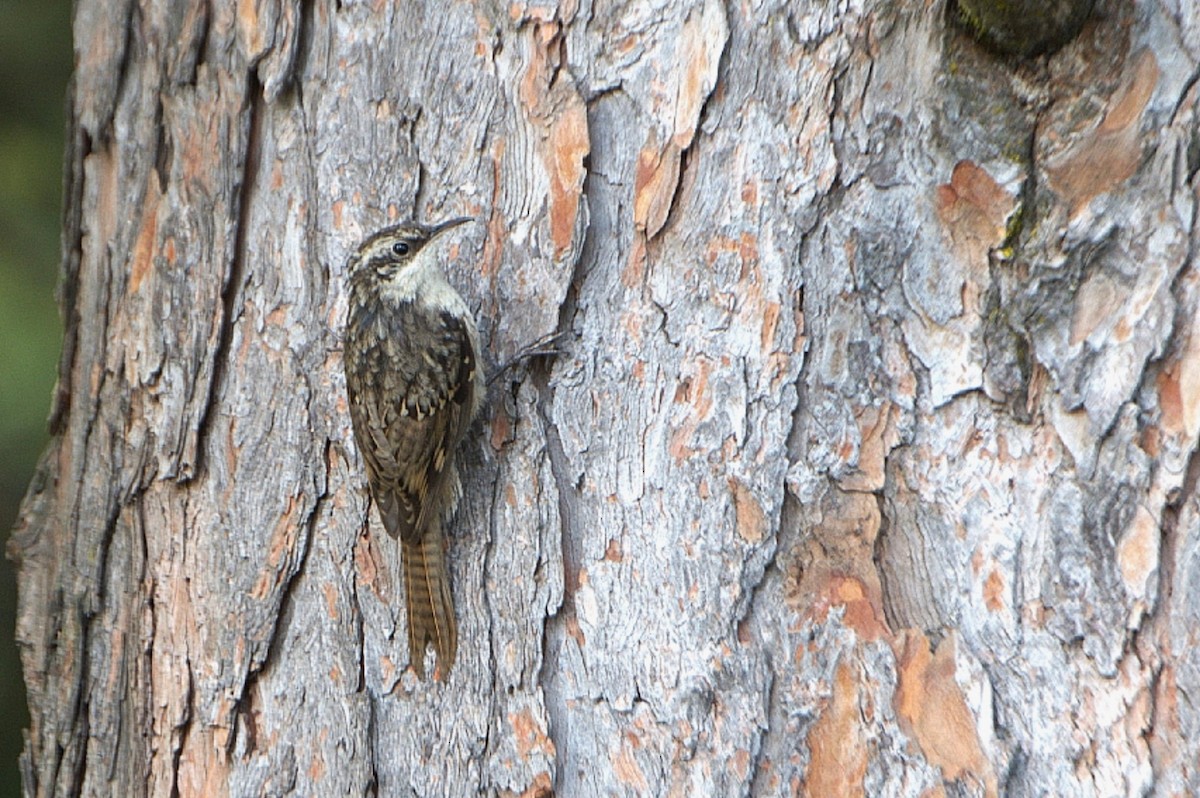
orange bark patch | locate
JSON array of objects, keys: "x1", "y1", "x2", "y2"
[
  {"x1": 668, "y1": 358, "x2": 713, "y2": 463},
  {"x1": 1116, "y1": 505, "x2": 1158, "y2": 596},
  {"x1": 514, "y1": 19, "x2": 589, "y2": 258},
  {"x1": 669, "y1": 419, "x2": 699, "y2": 464},
  {"x1": 322, "y1": 582, "x2": 339, "y2": 619},
  {"x1": 252, "y1": 494, "x2": 300, "y2": 599},
  {"x1": 894, "y1": 632, "x2": 997, "y2": 797},
  {"x1": 176, "y1": 730, "x2": 232, "y2": 798},
  {"x1": 633, "y1": 138, "x2": 682, "y2": 239},
  {"x1": 620, "y1": 310, "x2": 646, "y2": 347},
  {"x1": 934, "y1": 160, "x2": 1013, "y2": 266},
  {"x1": 838, "y1": 402, "x2": 900, "y2": 493},
  {"x1": 509, "y1": 708, "x2": 556, "y2": 760},
  {"x1": 484, "y1": 204, "x2": 506, "y2": 282},
  {"x1": 1149, "y1": 665, "x2": 1181, "y2": 778},
  {"x1": 1101, "y1": 50, "x2": 1159, "y2": 133},
  {"x1": 759, "y1": 301, "x2": 781, "y2": 352},
  {"x1": 737, "y1": 232, "x2": 758, "y2": 275},
  {"x1": 130, "y1": 176, "x2": 162, "y2": 293},
  {"x1": 308, "y1": 728, "x2": 328, "y2": 781},
  {"x1": 804, "y1": 661, "x2": 868, "y2": 798},
  {"x1": 518, "y1": 771, "x2": 554, "y2": 798},
  {"x1": 546, "y1": 97, "x2": 589, "y2": 257},
  {"x1": 1158, "y1": 368, "x2": 1184, "y2": 437},
  {"x1": 675, "y1": 358, "x2": 712, "y2": 415},
  {"x1": 741, "y1": 178, "x2": 758, "y2": 206},
  {"x1": 1157, "y1": 308, "x2": 1200, "y2": 439},
  {"x1": 729, "y1": 478, "x2": 766, "y2": 543},
  {"x1": 354, "y1": 531, "x2": 388, "y2": 600},
  {"x1": 731, "y1": 748, "x2": 751, "y2": 779},
  {"x1": 380, "y1": 655, "x2": 397, "y2": 685},
  {"x1": 621, "y1": 234, "x2": 647, "y2": 287},
  {"x1": 1045, "y1": 50, "x2": 1159, "y2": 217},
  {"x1": 672, "y1": 4, "x2": 723, "y2": 148},
  {"x1": 788, "y1": 489, "x2": 889, "y2": 639},
  {"x1": 629, "y1": 2, "x2": 725, "y2": 239},
  {"x1": 508, "y1": 1, "x2": 557, "y2": 23},
  {"x1": 832, "y1": 574, "x2": 888, "y2": 639},
  {"x1": 565, "y1": 614, "x2": 586, "y2": 646},
  {"x1": 612, "y1": 737, "x2": 650, "y2": 792},
  {"x1": 180, "y1": 112, "x2": 220, "y2": 193},
  {"x1": 236, "y1": 0, "x2": 265, "y2": 56},
  {"x1": 983, "y1": 569, "x2": 1005, "y2": 612},
  {"x1": 794, "y1": 571, "x2": 889, "y2": 641},
  {"x1": 490, "y1": 409, "x2": 512, "y2": 451}
]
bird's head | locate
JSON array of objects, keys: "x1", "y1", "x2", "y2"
[{"x1": 348, "y1": 216, "x2": 472, "y2": 301}]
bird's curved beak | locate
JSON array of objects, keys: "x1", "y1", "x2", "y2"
[{"x1": 428, "y1": 216, "x2": 473, "y2": 239}]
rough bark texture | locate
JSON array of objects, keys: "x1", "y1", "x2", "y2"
[{"x1": 10, "y1": 0, "x2": 1200, "y2": 796}]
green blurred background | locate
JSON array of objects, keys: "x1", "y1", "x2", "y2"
[{"x1": 0, "y1": 0, "x2": 73, "y2": 794}]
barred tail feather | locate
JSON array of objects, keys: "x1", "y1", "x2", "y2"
[{"x1": 402, "y1": 530, "x2": 457, "y2": 680}]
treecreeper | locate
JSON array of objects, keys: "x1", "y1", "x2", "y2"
[{"x1": 343, "y1": 217, "x2": 483, "y2": 680}]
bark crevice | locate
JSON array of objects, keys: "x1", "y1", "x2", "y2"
[{"x1": 191, "y1": 75, "x2": 263, "y2": 483}]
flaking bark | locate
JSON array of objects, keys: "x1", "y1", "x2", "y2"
[{"x1": 10, "y1": 1, "x2": 1200, "y2": 796}]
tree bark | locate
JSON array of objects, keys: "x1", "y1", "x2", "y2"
[{"x1": 10, "y1": 0, "x2": 1200, "y2": 796}]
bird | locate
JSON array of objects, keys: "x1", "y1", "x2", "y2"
[{"x1": 342, "y1": 216, "x2": 482, "y2": 680}]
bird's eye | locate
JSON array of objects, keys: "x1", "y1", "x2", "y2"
[{"x1": 392, "y1": 240, "x2": 410, "y2": 256}]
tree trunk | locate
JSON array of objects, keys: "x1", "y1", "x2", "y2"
[{"x1": 11, "y1": 0, "x2": 1199, "y2": 795}]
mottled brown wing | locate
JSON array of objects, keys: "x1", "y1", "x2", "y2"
[
  {"x1": 347, "y1": 309, "x2": 477, "y2": 544},
  {"x1": 346, "y1": 362, "x2": 409, "y2": 538},
  {"x1": 407, "y1": 310, "x2": 478, "y2": 537}
]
